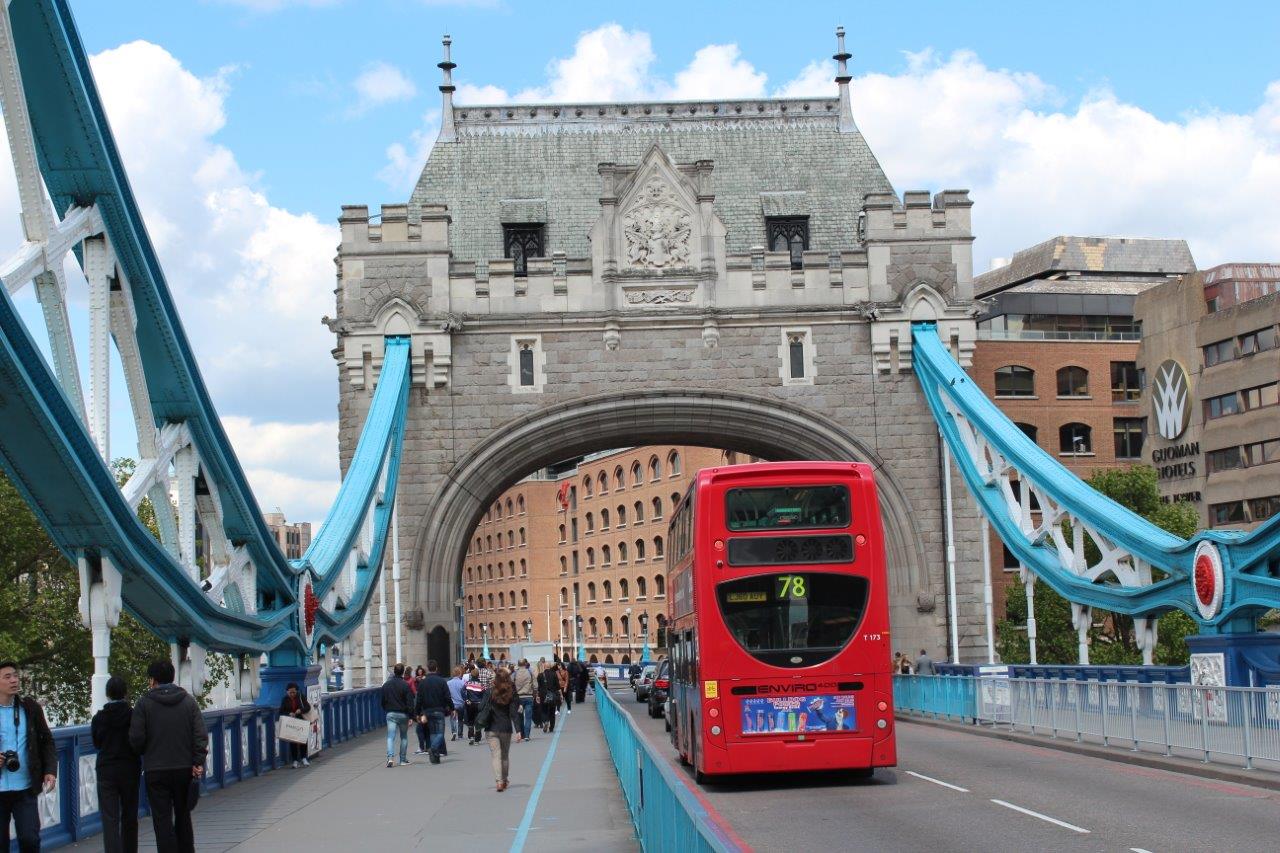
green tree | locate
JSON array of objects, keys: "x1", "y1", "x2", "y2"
[
  {"x1": 0, "y1": 461, "x2": 237, "y2": 723},
  {"x1": 996, "y1": 465, "x2": 1201, "y2": 667}
]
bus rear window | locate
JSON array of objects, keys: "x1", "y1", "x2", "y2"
[
  {"x1": 717, "y1": 573, "x2": 868, "y2": 668},
  {"x1": 725, "y1": 485, "x2": 850, "y2": 531}
]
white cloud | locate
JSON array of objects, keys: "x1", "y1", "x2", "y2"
[
  {"x1": 669, "y1": 44, "x2": 767, "y2": 101},
  {"x1": 349, "y1": 61, "x2": 417, "y2": 116},
  {"x1": 379, "y1": 108, "x2": 440, "y2": 193},
  {"x1": 81, "y1": 41, "x2": 342, "y2": 519},
  {"x1": 222, "y1": 416, "x2": 339, "y2": 523}
]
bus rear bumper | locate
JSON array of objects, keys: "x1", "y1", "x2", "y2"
[{"x1": 705, "y1": 735, "x2": 896, "y2": 776}]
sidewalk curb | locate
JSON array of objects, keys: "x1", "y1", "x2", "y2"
[{"x1": 897, "y1": 714, "x2": 1280, "y2": 793}]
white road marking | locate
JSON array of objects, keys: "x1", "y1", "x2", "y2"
[
  {"x1": 990, "y1": 799, "x2": 1090, "y2": 834},
  {"x1": 905, "y1": 770, "x2": 969, "y2": 792},
  {"x1": 1131, "y1": 849, "x2": 1155, "y2": 853}
]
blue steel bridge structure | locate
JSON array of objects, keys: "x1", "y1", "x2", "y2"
[{"x1": 1, "y1": 0, "x2": 1280, "y2": 725}]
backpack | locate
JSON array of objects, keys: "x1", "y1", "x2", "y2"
[{"x1": 464, "y1": 680, "x2": 486, "y2": 708}]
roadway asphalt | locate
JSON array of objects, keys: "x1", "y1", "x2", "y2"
[{"x1": 613, "y1": 687, "x2": 1280, "y2": 852}]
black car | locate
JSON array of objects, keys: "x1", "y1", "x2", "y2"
[{"x1": 647, "y1": 659, "x2": 670, "y2": 719}]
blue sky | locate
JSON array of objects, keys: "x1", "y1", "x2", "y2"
[{"x1": 4, "y1": 0, "x2": 1277, "y2": 523}]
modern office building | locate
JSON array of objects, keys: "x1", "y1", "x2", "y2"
[
  {"x1": 1136, "y1": 263, "x2": 1280, "y2": 530},
  {"x1": 263, "y1": 511, "x2": 312, "y2": 560}
]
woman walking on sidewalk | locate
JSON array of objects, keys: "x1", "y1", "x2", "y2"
[
  {"x1": 557, "y1": 661, "x2": 571, "y2": 714},
  {"x1": 479, "y1": 669, "x2": 520, "y2": 792},
  {"x1": 537, "y1": 662, "x2": 560, "y2": 733}
]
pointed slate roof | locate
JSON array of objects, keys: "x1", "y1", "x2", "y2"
[{"x1": 410, "y1": 97, "x2": 895, "y2": 264}]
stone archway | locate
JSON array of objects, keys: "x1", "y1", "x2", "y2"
[{"x1": 410, "y1": 387, "x2": 931, "y2": 637}]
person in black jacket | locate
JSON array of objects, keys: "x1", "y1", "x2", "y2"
[
  {"x1": 380, "y1": 663, "x2": 414, "y2": 768},
  {"x1": 129, "y1": 660, "x2": 208, "y2": 853},
  {"x1": 0, "y1": 661, "x2": 57, "y2": 853},
  {"x1": 278, "y1": 683, "x2": 311, "y2": 769},
  {"x1": 479, "y1": 669, "x2": 520, "y2": 792},
  {"x1": 92, "y1": 676, "x2": 141, "y2": 853},
  {"x1": 414, "y1": 660, "x2": 453, "y2": 764}
]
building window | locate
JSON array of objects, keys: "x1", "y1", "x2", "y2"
[
  {"x1": 571, "y1": 518, "x2": 578, "y2": 542},
  {"x1": 604, "y1": 616, "x2": 614, "y2": 636},
  {"x1": 654, "y1": 535, "x2": 664, "y2": 558},
  {"x1": 634, "y1": 500, "x2": 644, "y2": 523},
  {"x1": 614, "y1": 466, "x2": 625, "y2": 490},
  {"x1": 1059, "y1": 423, "x2": 1092, "y2": 455},
  {"x1": 635, "y1": 538, "x2": 646, "y2": 561},
  {"x1": 585, "y1": 512, "x2": 594, "y2": 533},
  {"x1": 617, "y1": 505, "x2": 626, "y2": 527},
  {"x1": 637, "y1": 576, "x2": 648, "y2": 599},
  {"x1": 780, "y1": 327, "x2": 815, "y2": 386},
  {"x1": 510, "y1": 336, "x2": 546, "y2": 393},
  {"x1": 1242, "y1": 382, "x2": 1279, "y2": 411},
  {"x1": 619, "y1": 578, "x2": 629, "y2": 600},
  {"x1": 1056, "y1": 366, "x2": 1090, "y2": 398},
  {"x1": 1015, "y1": 422, "x2": 1039, "y2": 443},
  {"x1": 586, "y1": 547, "x2": 595, "y2": 568},
  {"x1": 603, "y1": 580, "x2": 612, "y2": 601},
  {"x1": 655, "y1": 575, "x2": 665, "y2": 597},
  {"x1": 1206, "y1": 446, "x2": 1243, "y2": 475},
  {"x1": 631, "y1": 462, "x2": 642, "y2": 486},
  {"x1": 652, "y1": 496, "x2": 662, "y2": 519},
  {"x1": 1204, "y1": 391, "x2": 1241, "y2": 421},
  {"x1": 1210, "y1": 500, "x2": 1246, "y2": 526},
  {"x1": 766, "y1": 216, "x2": 810, "y2": 270},
  {"x1": 1245, "y1": 438, "x2": 1280, "y2": 467},
  {"x1": 1110, "y1": 362, "x2": 1141, "y2": 402},
  {"x1": 1251, "y1": 496, "x2": 1280, "y2": 522},
  {"x1": 602, "y1": 544, "x2": 611, "y2": 565},
  {"x1": 587, "y1": 582, "x2": 596, "y2": 603},
  {"x1": 572, "y1": 551, "x2": 579, "y2": 574},
  {"x1": 618, "y1": 542, "x2": 628, "y2": 564},
  {"x1": 502, "y1": 224, "x2": 544, "y2": 277},
  {"x1": 1202, "y1": 338, "x2": 1235, "y2": 368},
  {"x1": 598, "y1": 472, "x2": 609, "y2": 493},
  {"x1": 601, "y1": 508, "x2": 610, "y2": 529},
  {"x1": 583, "y1": 476, "x2": 593, "y2": 498},
  {"x1": 995, "y1": 366, "x2": 1035, "y2": 398},
  {"x1": 559, "y1": 556, "x2": 567, "y2": 575},
  {"x1": 649, "y1": 456, "x2": 661, "y2": 481},
  {"x1": 520, "y1": 558, "x2": 527, "y2": 576},
  {"x1": 1239, "y1": 326, "x2": 1278, "y2": 357},
  {"x1": 1113, "y1": 418, "x2": 1145, "y2": 460}
]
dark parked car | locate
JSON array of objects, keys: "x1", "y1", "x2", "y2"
[{"x1": 647, "y1": 659, "x2": 670, "y2": 719}]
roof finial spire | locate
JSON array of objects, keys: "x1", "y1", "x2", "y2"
[
  {"x1": 833, "y1": 26, "x2": 857, "y2": 133},
  {"x1": 437, "y1": 34, "x2": 458, "y2": 143}
]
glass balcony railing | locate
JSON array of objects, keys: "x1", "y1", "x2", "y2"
[{"x1": 977, "y1": 329, "x2": 1142, "y2": 342}]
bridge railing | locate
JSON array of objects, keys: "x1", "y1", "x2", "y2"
[
  {"x1": 894, "y1": 675, "x2": 1280, "y2": 772},
  {"x1": 33, "y1": 687, "x2": 381, "y2": 850},
  {"x1": 595, "y1": 684, "x2": 739, "y2": 852}
]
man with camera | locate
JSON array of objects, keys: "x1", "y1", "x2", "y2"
[{"x1": 0, "y1": 661, "x2": 57, "y2": 852}]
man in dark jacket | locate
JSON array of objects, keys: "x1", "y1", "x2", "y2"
[
  {"x1": 129, "y1": 659, "x2": 208, "y2": 853},
  {"x1": 381, "y1": 663, "x2": 414, "y2": 767},
  {"x1": 414, "y1": 660, "x2": 453, "y2": 764},
  {"x1": 0, "y1": 661, "x2": 57, "y2": 853},
  {"x1": 569, "y1": 659, "x2": 588, "y2": 704},
  {"x1": 92, "y1": 676, "x2": 141, "y2": 853}
]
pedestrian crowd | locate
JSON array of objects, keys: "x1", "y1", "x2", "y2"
[{"x1": 380, "y1": 654, "x2": 591, "y2": 792}]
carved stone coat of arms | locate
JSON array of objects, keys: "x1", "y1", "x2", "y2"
[{"x1": 623, "y1": 178, "x2": 692, "y2": 270}]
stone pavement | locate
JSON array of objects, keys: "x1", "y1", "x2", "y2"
[{"x1": 65, "y1": 694, "x2": 636, "y2": 852}]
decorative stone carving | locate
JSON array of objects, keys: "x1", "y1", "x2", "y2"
[
  {"x1": 603, "y1": 318, "x2": 621, "y2": 350},
  {"x1": 624, "y1": 289, "x2": 694, "y2": 305},
  {"x1": 404, "y1": 609, "x2": 425, "y2": 630},
  {"x1": 623, "y1": 179, "x2": 692, "y2": 270}
]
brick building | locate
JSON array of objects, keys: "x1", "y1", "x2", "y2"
[
  {"x1": 971, "y1": 236, "x2": 1195, "y2": 615},
  {"x1": 460, "y1": 445, "x2": 730, "y2": 663}
]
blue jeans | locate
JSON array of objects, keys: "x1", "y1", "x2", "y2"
[
  {"x1": 452, "y1": 705, "x2": 465, "y2": 736},
  {"x1": 426, "y1": 711, "x2": 447, "y2": 756},
  {"x1": 518, "y1": 696, "x2": 534, "y2": 739},
  {"x1": 386, "y1": 711, "x2": 410, "y2": 761}
]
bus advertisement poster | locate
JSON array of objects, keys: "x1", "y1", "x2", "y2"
[{"x1": 740, "y1": 694, "x2": 856, "y2": 735}]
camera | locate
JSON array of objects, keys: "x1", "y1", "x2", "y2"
[{"x1": 1, "y1": 750, "x2": 18, "y2": 773}]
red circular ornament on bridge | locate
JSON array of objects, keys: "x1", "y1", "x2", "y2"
[
  {"x1": 302, "y1": 580, "x2": 319, "y2": 646},
  {"x1": 1191, "y1": 541, "x2": 1223, "y2": 621}
]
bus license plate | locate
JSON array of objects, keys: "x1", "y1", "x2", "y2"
[{"x1": 740, "y1": 694, "x2": 856, "y2": 735}]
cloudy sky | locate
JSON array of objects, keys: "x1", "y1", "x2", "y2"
[{"x1": 4, "y1": 0, "x2": 1279, "y2": 524}]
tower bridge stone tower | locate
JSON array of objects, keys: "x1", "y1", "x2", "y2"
[{"x1": 328, "y1": 32, "x2": 983, "y2": 669}]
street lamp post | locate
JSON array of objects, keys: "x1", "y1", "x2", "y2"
[
  {"x1": 639, "y1": 610, "x2": 650, "y2": 663},
  {"x1": 624, "y1": 606, "x2": 632, "y2": 664},
  {"x1": 558, "y1": 605, "x2": 565, "y2": 659},
  {"x1": 481, "y1": 623, "x2": 490, "y2": 661},
  {"x1": 575, "y1": 614, "x2": 585, "y2": 663},
  {"x1": 523, "y1": 620, "x2": 532, "y2": 642}
]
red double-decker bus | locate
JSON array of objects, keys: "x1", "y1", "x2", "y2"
[{"x1": 665, "y1": 462, "x2": 896, "y2": 780}]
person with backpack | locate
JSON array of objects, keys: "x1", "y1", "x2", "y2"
[
  {"x1": 93, "y1": 675, "x2": 141, "y2": 853},
  {"x1": 476, "y1": 669, "x2": 520, "y2": 792}
]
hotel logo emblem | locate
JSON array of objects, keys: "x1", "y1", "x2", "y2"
[{"x1": 1152, "y1": 359, "x2": 1191, "y2": 440}]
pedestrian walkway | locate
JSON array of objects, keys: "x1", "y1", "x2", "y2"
[{"x1": 63, "y1": 694, "x2": 636, "y2": 852}]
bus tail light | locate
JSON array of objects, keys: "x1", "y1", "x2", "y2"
[{"x1": 877, "y1": 700, "x2": 888, "y2": 712}]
